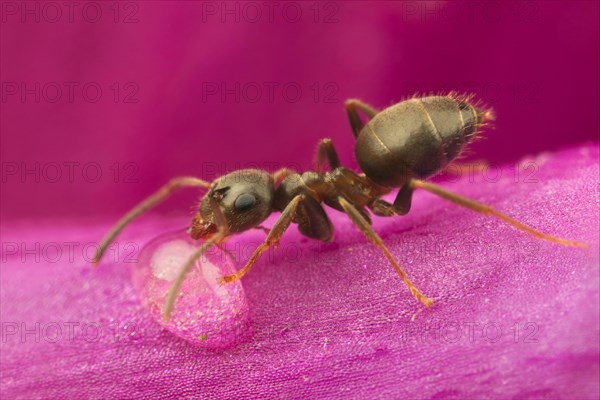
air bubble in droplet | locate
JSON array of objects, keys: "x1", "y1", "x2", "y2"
[{"x1": 131, "y1": 230, "x2": 251, "y2": 348}]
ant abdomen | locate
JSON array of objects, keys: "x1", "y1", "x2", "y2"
[{"x1": 355, "y1": 94, "x2": 492, "y2": 188}]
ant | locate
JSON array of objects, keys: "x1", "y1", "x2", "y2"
[{"x1": 92, "y1": 93, "x2": 587, "y2": 321}]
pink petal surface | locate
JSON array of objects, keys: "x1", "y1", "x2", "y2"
[{"x1": 1, "y1": 144, "x2": 599, "y2": 399}]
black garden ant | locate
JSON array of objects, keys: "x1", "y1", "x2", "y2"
[{"x1": 93, "y1": 93, "x2": 586, "y2": 320}]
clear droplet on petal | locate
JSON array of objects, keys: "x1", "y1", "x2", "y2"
[{"x1": 131, "y1": 230, "x2": 251, "y2": 348}]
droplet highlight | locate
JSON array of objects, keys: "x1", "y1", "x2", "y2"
[{"x1": 132, "y1": 230, "x2": 251, "y2": 348}]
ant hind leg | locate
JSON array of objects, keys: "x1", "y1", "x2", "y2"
[
  {"x1": 409, "y1": 179, "x2": 588, "y2": 248},
  {"x1": 392, "y1": 183, "x2": 415, "y2": 216}
]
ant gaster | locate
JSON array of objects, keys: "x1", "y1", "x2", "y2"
[{"x1": 93, "y1": 93, "x2": 587, "y2": 320}]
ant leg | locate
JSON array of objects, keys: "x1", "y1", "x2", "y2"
[
  {"x1": 393, "y1": 183, "x2": 415, "y2": 215},
  {"x1": 345, "y1": 99, "x2": 379, "y2": 139},
  {"x1": 220, "y1": 194, "x2": 304, "y2": 283},
  {"x1": 369, "y1": 199, "x2": 396, "y2": 217},
  {"x1": 392, "y1": 161, "x2": 488, "y2": 216},
  {"x1": 163, "y1": 196, "x2": 228, "y2": 321},
  {"x1": 338, "y1": 197, "x2": 434, "y2": 308},
  {"x1": 93, "y1": 177, "x2": 211, "y2": 265},
  {"x1": 316, "y1": 138, "x2": 341, "y2": 171},
  {"x1": 409, "y1": 179, "x2": 588, "y2": 248}
]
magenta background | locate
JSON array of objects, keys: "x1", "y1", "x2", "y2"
[{"x1": 1, "y1": 1, "x2": 599, "y2": 221}]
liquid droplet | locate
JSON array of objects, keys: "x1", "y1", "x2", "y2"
[{"x1": 131, "y1": 230, "x2": 251, "y2": 348}]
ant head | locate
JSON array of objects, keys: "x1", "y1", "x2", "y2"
[{"x1": 189, "y1": 169, "x2": 275, "y2": 239}]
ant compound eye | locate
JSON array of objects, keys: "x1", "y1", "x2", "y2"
[{"x1": 234, "y1": 193, "x2": 256, "y2": 212}]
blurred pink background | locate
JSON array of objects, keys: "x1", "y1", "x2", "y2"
[{"x1": 2, "y1": 1, "x2": 599, "y2": 221}]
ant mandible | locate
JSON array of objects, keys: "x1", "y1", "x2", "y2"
[{"x1": 92, "y1": 93, "x2": 587, "y2": 321}]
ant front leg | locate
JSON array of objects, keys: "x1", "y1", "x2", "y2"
[
  {"x1": 220, "y1": 194, "x2": 304, "y2": 283},
  {"x1": 316, "y1": 138, "x2": 341, "y2": 171},
  {"x1": 344, "y1": 99, "x2": 379, "y2": 139}
]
